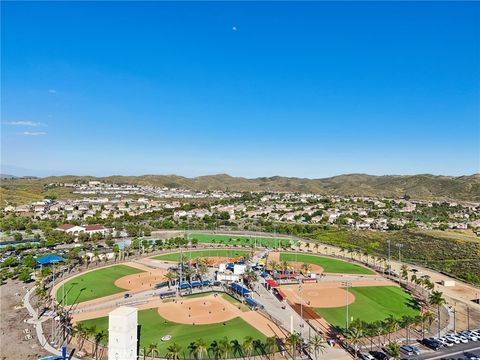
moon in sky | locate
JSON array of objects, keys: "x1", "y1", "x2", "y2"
[{"x1": 232, "y1": 26, "x2": 237, "y2": 31}]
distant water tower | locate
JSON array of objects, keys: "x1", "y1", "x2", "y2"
[{"x1": 108, "y1": 306, "x2": 138, "y2": 360}]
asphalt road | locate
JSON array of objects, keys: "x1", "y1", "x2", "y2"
[{"x1": 417, "y1": 342, "x2": 480, "y2": 359}]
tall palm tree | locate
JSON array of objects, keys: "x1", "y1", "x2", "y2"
[
  {"x1": 218, "y1": 337, "x2": 232, "y2": 360},
  {"x1": 188, "y1": 342, "x2": 198, "y2": 359},
  {"x1": 148, "y1": 343, "x2": 160, "y2": 358},
  {"x1": 410, "y1": 274, "x2": 418, "y2": 289},
  {"x1": 281, "y1": 260, "x2": 289, "y2": 273},
  {"x1": 314, "y1": 243, "x2": 319, "y2": 253},
  {"x1": 165, "y1": 271, "x2": 177, "y2": 288},
  {"x1": 94, "y1": 330, "x2": 107, "y2": 360},
  {"x1": 73, "y1": 323, "x2": 87, "y2": 351},
  {"x1": 166, "y1": 343, "x2": 183, "y2": 360},
  {"x1": 268, "y1": 260, "x2": 279, "y2": 271},
  {"x1": 230, "y1": 339, "x2": 243, "y2": 358},
  {"x1": 300, "y1": 263, "x2": 311, "y2": 275},
  {"x1": 385, "y1": 342, "x2": 401, "y2": 359},
  {"x1": 429, "y1": 290, "x2": 445, "y2": 336},
  {"x1": 308, "y1": 334, "x2": 326, "y2": 359},
  {"x1": 242, "y1": 336, "x2": 254, "y2": 358},
  {"x1": 385, "y1": 315, "x2": 400, "y2": 341},
  {"x1": 420, "y1": 311, "x2": 435, "y2": 339},
  {"x1": 209, "y1": 340, "x2": 220, "y2": 360},
  {"x1": 86, "y1": 325, "x2": 97, "y2": 355},
  {"x1": 264, "y1": 337, "x2": 277, "y2": 360},
  {"x1": 285, "y1": 332, "x2": 302, "y2": 360},
  {"x1": 346, "y1": 326, "x2": 364, "y2": 357},
  {"x1": 193, "y1": 338, "x2": 208, "y2": 360},
  {"x1": 400, "y1": 265, "x2": 409, "y2": 284},
  {"x1": 197, "y1": 264, "x2": 208, "y2": 282},
  {"x1": 400, "y1": 315, "x2": 415, "y2": 344},
  {"x1": 253, "y1": 339, "x2": 264, "y2": 357}
]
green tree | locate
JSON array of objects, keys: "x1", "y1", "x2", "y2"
[
  {"x1": 429, "y1": 290, "x2": 445, "y2": 336},
  {"x1": 166, "y1": 343, "x2": 182, "y2": 360}
]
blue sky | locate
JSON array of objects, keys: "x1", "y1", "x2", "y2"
[{"x1": 1, "y1": 1, "x2": 479, "y2": 178}]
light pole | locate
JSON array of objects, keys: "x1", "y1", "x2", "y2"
[
  {"x1": 387, "y1": 239, "x2": 391, "y2": 272},
  {"x1": 396, "y1": 243, "x2": 404, "y2": 263},
  {"x1": 342, "y1": 281, "x2": 352, "y2": 332},
  {"x1": 299, "y1": 284, "x2": 304, "y2": 322}
]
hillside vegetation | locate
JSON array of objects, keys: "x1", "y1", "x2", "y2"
[{"x1": 1, "y1": 173, "x2": 479, "y2": 205}]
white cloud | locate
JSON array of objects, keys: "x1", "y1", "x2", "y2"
[
  {"x1": 22, "y1": 131, "x2": 47, "y2": 136},
  {"x1": 4, "y1": 121, "x2": 43, "y2": 127},
  {"x1": 232, "y1": 26, "x2": 237, "y2": 31},
  {"x1": 48, "y1": 89, "x2": 57, "y2": 94}
]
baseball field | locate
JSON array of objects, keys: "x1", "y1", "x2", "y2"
[
  {"x1": 189, "y1": 233, "x2": 295, "y2": 248},
  {"x1": 314, "y1": 285, "x2": 420, "y2": 328},
  {"x1": 152, "y1": 249, "x2": 251, "y2": 262},
  {"x1": 55, "y1": 264, "x2": 144, "y2": 305},
  {"x1": 279, "y1": 252, "x2": 375, "y2": 274}
]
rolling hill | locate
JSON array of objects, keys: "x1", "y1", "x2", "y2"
[{"x1": 1, "y1": 173, "x2": 479, "y2": 205}]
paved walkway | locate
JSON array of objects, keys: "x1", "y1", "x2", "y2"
[{"x1": 23, "y1": 286, "x2": 80, "y2": 360}]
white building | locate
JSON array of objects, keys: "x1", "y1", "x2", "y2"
[{"x1": 108, "y1": 306, "x2": 138, "y2": 360}]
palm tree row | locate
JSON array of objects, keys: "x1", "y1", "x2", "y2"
[
  {"x1": 72, "y1": 323, "x2": 107, "y2": 360},
  {"x1": 163, "y1": 335, "x2": 277, "y2": 360},
  {"x1": 344, "y1": 311, "x2": 437, "y2": 357}
]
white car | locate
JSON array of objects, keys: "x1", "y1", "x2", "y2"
[
  {"x1": 461, "y1": 332, "x2": 479, "y2": 341},
  {"x1": 435, "y1": 338, "x2": 453, "y2": 347},
  {"x1": 445, "y1": 336, "x2": 460, "y2": 344}
]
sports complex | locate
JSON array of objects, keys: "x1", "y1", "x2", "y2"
[{"x1": 51, "y1": 233, "x2": 422, "y2": 358}]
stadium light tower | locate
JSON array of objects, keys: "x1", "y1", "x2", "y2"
[{"x1": 342, "y1": 281, "x2": 352, "y2": 332}]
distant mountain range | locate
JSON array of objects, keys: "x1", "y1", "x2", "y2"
[{"x1": 1, "y1": 173, "x2": 479, "y2": 204}]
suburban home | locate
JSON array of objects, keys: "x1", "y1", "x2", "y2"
[{"x1": 57, "y1": 224, "x2": 108, "y2": 236}]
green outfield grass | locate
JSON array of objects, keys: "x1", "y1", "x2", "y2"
[
  {"x1": 315, "y1": 286, "x2": 420, "y2": 330},
  {"x1": 152, "y1": 249, "x2": 251, "y2": 262},
  {"x1": 279, "y1": 253, "x2": 375, "y2": 274},
  {"x1": 79, "y1": 308, "x2": 267, "y2": 357},
  {"x1": 56, "y1": 264, "x2": 143, "y2": 305},
  {"x1": 190, "y1": 233, "x2": 295, "y2": 248}
]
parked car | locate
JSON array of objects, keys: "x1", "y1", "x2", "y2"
[
  {"x1": 124, "y1": 293, "x2": 130, "y2": 298},
  {"x1": 369, "y1": 351, "x2": 390, "y2": 360},
  {"x1": 359, "y1": 353, "x2": 375, "y2": 360},
  {"x1": 421, "y1": 338, "x2": 441, "y2": 350},
  {"x1": 460, "y1": 331, "x2": 479, "y2": 341},
  {"x1": 435, "y1": 337, "x2": 454, "y2": 347},
  {"x1": 400, "y1": 345, "x2": 418, "y2": 355}
]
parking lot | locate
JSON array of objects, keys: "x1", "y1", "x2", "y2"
[{"x1": 358, "y1": 329, "x2": 480, "y2": 360}]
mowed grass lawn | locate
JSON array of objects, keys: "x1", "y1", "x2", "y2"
[
  {"x1": 280, "y1": 253, "x2": 375, "y2": 275},
  {"x1": 56, "y1": 265, "x2": 143, "y2": 305},
  {"x1": 153, "y1": 249, "x2": 250, "y2": 262},
  {"x1": 315, "y1": 286, "x2": 420, "y2": 329},
  {"x1": 190, "y1": 233, "x2": 294, "y2": 248},
  {"x1": 80, "y1": 308, "x2": 267, "y2": 357}
]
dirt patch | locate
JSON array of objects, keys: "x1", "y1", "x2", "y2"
[
  {"x1": 114, "y1": 266, "x2": 166, "y2": 291},
  {"x1": 157, "y1": 295, "x2": 238, "y2": 324},
  {"x1": 0, "y1": 280, "x2": 48, "y2": 360},
  {"x1": 286, "y1": 261, "x2": 324, "y2": 274},
  {"x1": 282, "y1": 285, "x2": 355, "y2": 308}
]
